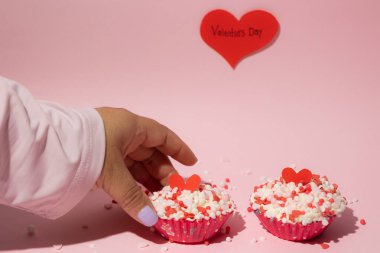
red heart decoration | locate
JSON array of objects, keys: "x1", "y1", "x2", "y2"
[
  {"x1": 282, "y1": 167, "x2": 313, "y2": 185},
  {"x1": 200, "y1": 9, "x2": 279, "y2": 68},
  {"x1": 169, "y1": 174, "x2": 201, "y2": 192}
]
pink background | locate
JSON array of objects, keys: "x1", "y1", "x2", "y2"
[{"x1": 0, "y1": 0, "x2": 379, "y2": 252}]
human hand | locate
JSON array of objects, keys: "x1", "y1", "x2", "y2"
[{"x1": 95, "y1": 107, "x2": 197, "y2": 227}]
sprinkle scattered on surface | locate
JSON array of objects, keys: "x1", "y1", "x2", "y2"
[
  {"x1": 160, "y1": 246, "x2": 169, "y2": 252},
  {"x1": 320, "y1": 243, "x2": 330, "y2": 249},
  {"x1": 204, "y1": 240, "x2": 210, "y2": 246},
  {"x1": 104, "y1": 203, "x2": 113, "y2": 210},
  {"x1": 226, "y1": 236, "x2": 232, "y2": 242},
  {"x1": 360, "y1": 219, "x2": 366, "y2": 225},
  {"x1": 52, "y1": 244, "x2": 63, "y2": 250}
]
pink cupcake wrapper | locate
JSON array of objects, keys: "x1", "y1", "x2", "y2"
[
  {"x1": 154, "y1": 213, "x2": 232, "y2": 244},
  {"x1": 255, "y1": 212, "x2": 334, "y2": 241}
]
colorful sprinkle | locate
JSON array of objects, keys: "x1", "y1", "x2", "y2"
[
  {"x1": 360, "y1": 219, "x2": 366, "y2": 225},
  {"x1": 320, "y1": 243, "x2": 330, "y2": 249},
  {"x1": 204, "y1": 240, "x2": 210, "y2": 246}
]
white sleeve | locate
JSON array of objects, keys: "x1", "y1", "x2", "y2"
[{"x1": 0, "y1": 76, "x2": 105, "y2": 219}]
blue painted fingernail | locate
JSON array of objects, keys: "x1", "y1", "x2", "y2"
[{"x1": 137, "y1": 206, "x2": 158, "y2": 227}]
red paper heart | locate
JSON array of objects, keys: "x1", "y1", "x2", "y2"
[
  {"x1": 169, "y1": 174, "x2": 201, "y2": 192},
  {"x1": 200, "y1": 9, "x2": 279, "y2": 68},
  {"x1": 282, "y1": 167, "x2": 313, "y2": 185}
]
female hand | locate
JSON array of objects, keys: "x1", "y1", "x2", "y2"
[{"x1": 95, "y1": 107, "x2": 197, "y2": 226}]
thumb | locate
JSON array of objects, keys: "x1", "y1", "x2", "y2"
[{"x1": 103, "y1": 152, "x2": 158, "y2": 227}]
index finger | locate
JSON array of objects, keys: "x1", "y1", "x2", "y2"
[{"x1": 139, "y1": 117, "x2": 198, "y2": 166}]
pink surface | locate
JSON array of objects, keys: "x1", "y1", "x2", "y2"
[{"x1": 0, "y1": 0, "x2": 379, "y2": 252}]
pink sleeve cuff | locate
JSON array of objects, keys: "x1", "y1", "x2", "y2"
[{"x1": 40, "y1": 108, "x2": 105, "y2": 219}]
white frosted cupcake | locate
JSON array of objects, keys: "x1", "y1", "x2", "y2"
[
  {"x1": 249, "y1": 167, "x2": 347, "y2": 241},
  {"x1": 149, "y1": 174, "x2": 235, "y2": 244}
]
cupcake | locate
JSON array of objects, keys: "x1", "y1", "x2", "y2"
[
  {"x1": 249, "y1": 167, "x2": 347, "y2": 241},
  {"x1": 149, "y1": 174, "x2": 235, "y2": 244}
]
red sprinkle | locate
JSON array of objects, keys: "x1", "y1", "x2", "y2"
[
  {"x1": 169, "y1": 238, "x2": 174, "y2": 243},
  {"x1": 329, "y1": 198, "x2": 335, "y2": 203},
  {"x1": 360, "y1": 219, "x2": 366, "y2": 225},
  {"x1": 225, "y1": 178, "x2": 231, "y2": 183},
  {"x1": 204, "y1": 240, "x2": 210, "y2": 246},
  {"x1": 225, "y1": 226, "x2": 231, "y2": 234},
  {"x1": 224, "y1": 185, "x2": 229, "y2": 190},
  {"x1": 318, "y1": 199, "x2": 325, "y2": 206},
  {"x1": 247, "y1": 206, "x2": 254, "y2": 213},
  {"x1": 320, "y1": 243, "x2": 330, "y2": 249}
]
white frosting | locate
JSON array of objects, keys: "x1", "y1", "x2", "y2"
[
  {"x1": 250, "y1": 176, "x2": 347, "y2": 226},
  {"x1": 150, "y1": 184, "x2": 235, "y2": 221}
]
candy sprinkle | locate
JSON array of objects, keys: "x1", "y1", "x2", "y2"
[
  {"x1": 160, "y1": 246, "x2": 169, "y2": 252},
  {"x1": 204, "y1": 241, "x2": 210, "y2": 246},
  {"x1": 320, "y1": 243, "x2": 330, "y2": 249},
  {"x1": 52, "y1": 244, "x2": 63, "y2": 251},
  {"x1": 226, "y1": 236, "x2": 232, "y2": 242},
  {"x1": 360, "y1": 219, "x2": 366, "y2": 225},
  {"x1": 104, "y1": 203, "x2": 113, "y2": 210},
  {"x1": 258, "y1": 236, "x2": 266, "y2": 241}
]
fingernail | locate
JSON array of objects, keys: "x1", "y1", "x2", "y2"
[{"x1": 137, "y1": 206, "x2": 158, "y2": 227}]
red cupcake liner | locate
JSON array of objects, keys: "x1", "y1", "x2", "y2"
[
  {"x1": 154, "y1": 213, "x2": 232, "y2": 244},
  {"x1": 255, "y1": 212, "x2": 334, "y2": 241}
]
